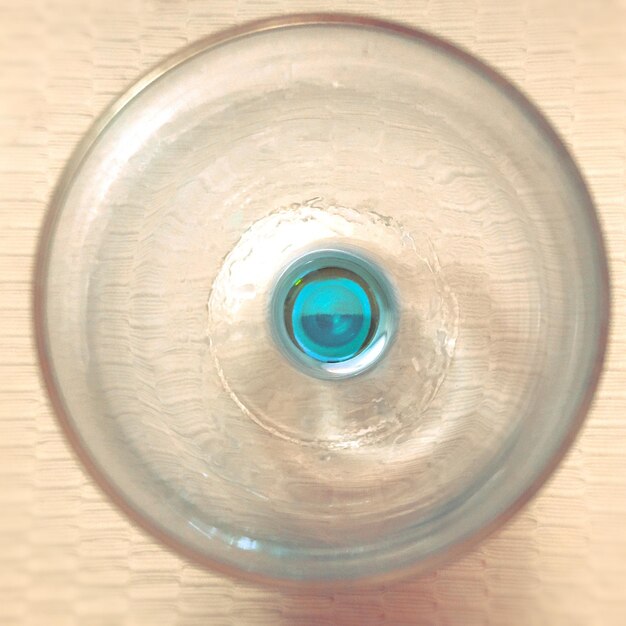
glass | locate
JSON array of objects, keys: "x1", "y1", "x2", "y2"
[{"x1": 35, "y1": 15, "x2": 609, "y2": 585}]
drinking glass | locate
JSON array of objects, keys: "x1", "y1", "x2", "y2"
[{"x1": 35, "y1": 15, "x2": 609, "y2": 585}]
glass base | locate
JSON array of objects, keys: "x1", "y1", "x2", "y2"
[{"x1": 207, "y1": 198, "x2": 458, "y2": 449}]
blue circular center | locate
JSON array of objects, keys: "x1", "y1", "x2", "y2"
[
  {"x1": 291, "y1": 277, "x2": 372, "y2": 362},
  {"x1": 271, "y1": 249, "x2": 396, "y2": 379},
  {"x1": 287, "y1": 270, "x2": 376, "y2": 363}
]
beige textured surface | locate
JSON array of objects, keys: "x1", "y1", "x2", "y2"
[{"x1": 0, "y1": 0, "x2": 625, "y2": 624}]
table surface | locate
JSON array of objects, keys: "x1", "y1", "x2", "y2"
[{"x1": 1, "y1": 1, "x2": 625, "y2": 624}]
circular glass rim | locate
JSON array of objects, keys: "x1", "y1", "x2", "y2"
[{"x1": 33, "y1": 13, "x2": 611, "y2": 588}]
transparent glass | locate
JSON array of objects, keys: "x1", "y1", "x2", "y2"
[{"x1": 35, "y1": 15, "x2": 609, "y2": 585}]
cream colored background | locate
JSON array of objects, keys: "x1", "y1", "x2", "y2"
[{"x1": 1, "y1": 1, "x2": 625, "y2": 624}]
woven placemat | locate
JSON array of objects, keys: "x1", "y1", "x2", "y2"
[{"x1": 1, "y1": 1, "x2": 624, "y2": 624}]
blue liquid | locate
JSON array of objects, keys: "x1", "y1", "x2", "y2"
[
  {"x1": 272, "y1": 248, "x2": 395, "y2": 378},
  {"x1": 290, "y1": 275, "x2": 374, "y2": 362}
]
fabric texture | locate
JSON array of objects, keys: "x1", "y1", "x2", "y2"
[{"x1": 0, "y1": 1, "x2": 625, "y2": 624}]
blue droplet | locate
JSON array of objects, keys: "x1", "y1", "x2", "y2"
[
  {"x1": 272, "y1": 249, "x2": 397, "y2": 379},
  {"x1": 288, "y1": 271, "x2": 376, "y2": 363}
]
